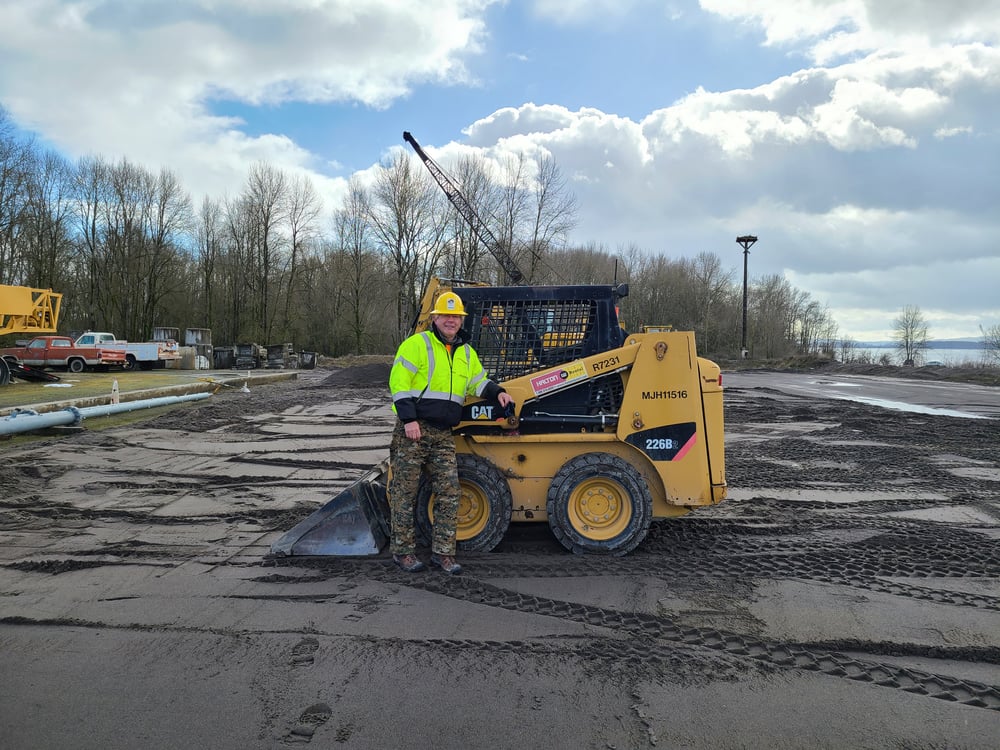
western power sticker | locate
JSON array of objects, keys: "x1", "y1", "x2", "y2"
[{"x1": 530, "y1": 361, "x2": 587, "y2": 396}]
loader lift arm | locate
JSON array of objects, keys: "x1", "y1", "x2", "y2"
[{"x1": 403, "y1": 131, "x2": 525, "y2": 286}]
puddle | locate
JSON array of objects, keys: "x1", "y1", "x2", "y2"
[
  {"x1": 831, "y1": 394, "x2": 989, "y2": 420},
  {"x1": 883, "y1": 505, "x2": 999, "y2": 524},
  {"x1": 804, "y1": 378, "x2": 992, "y2": 419},
  {"x1": 725, "y1": 488, "x2": 947, "y2": 503}
]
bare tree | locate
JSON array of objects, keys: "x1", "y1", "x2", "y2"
[
  {"x1": 368, "y1": 153, "x2": 446, "y2": 340},
  {"x1": 794, "y1": 298, "x2": 836, "y2": 355},
  {"x1": 749, "y1": 274, "x2": 796, "y2": 359},
  {"x1": 21, "y1": 149, "x2": 76, "y2": 291},
  {"x1": 282, "y1": 174, "x2": 321, "y2": 341},
  {"x1": 892, "y1": 305, "x2": 930, "y2": 365},
  {"x1": 614, "y1": 246, "x2": 675, "y2": 330},
  {"x1": 0, "y1": 107, "x2": 34, "y2": 285},
  {"x1": 444, "y1": 153, "x2": 503, "y2": 281},
  {"x1": 196, "y1": 196, "x2": 223, "y2": 331},
  {"x1": 220, "y1": 193, "x2": 257, "y2": 343},
  {"x1": 837, "y1": 337, "x2": 859, "y2": 363},
  {"x1": 524, "y1": 152, "x2": 577, "y2": 283},
  {"x1": 981, "y1": 322, "x2": 1000, "y2": 365},
  {"x1": 333, "y1": 177, "x2": 385, "y2": 354},
  {"x1": 75, "y1": 156, "x2": 144, "y2": 334},
  {"x1": 72, "y1": 155, "x2": 110, "y2": 331},
  {"x1": 65, "y1": 156, "x2": 192, "y2": 338},
  {"x1": 495, "y1": 151, "x2": 529, "y2": 280},
  {"x1": 140, "y1": 168, "x2": 193, "y2": 337},
  {"x1": 243, "y1": 162, "x2": 288, "y2": 341},
  {"x1": 688, "y1": 252, "x2": 732, "y2": 355}
]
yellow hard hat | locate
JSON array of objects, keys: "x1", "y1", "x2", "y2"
[{"x1": 431, "y1": 292, "x2": 467, "y2": 316}]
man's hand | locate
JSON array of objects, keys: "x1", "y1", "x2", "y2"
[
  {"x1": 404, "y1": 421, "x2": 421, "y2": 440},
  {"x1": 497, "y1": 391, "x2": 515, "y2": 418}
]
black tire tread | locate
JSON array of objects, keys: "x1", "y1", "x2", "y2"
[
  {"x1": 416, "y1": 454, "x2": 513, "y2": 552},
  {"x1": 546, "y1": 452, "x2": 653, "y2": 556}
]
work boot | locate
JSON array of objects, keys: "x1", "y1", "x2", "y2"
[
  {"x1": 393, "y1": 554, "x2": 426, "y2": 573},
  {"x1": 430, "y1": 553, "x2": 462, "y2": 575}
]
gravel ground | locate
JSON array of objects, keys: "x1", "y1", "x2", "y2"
[{"x1": 1, "y1": 364, "x2": 998, "y2": 749}]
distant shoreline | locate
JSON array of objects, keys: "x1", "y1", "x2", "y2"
[{"x1": 856, "y1": 340, "x2": 985, "y2": 350}]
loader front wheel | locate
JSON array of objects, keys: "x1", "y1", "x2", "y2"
[
  {"x1": 546, "y1": 453, "x2": 652, "y2": 556},
  {"x1": 416, "y1": 454, "x2": 512, "y2": 552}
]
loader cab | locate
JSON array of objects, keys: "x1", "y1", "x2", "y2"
[
  {"x1": 455, "y1": 283, "x2": 628, "y2": 382},
  {"x1": 453, "y1": 283, "x2": 630, "y2": 434}
]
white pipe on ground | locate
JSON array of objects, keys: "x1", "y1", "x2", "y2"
[{"x1": 0, "y1": 392, "x2": 211, "y2": 435}]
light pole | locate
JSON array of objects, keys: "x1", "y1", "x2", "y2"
[{"x1": 736, "y1": 235, "x2": 757, "y2": 359}]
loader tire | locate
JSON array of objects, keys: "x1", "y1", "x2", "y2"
[
  {"x1": 546, "y1": 452, "x2": 652, "y2": 556},
  {"x1": 416, "y1": 454, "x2": 512, "y2": 553}
]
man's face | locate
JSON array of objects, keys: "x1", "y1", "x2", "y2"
[{"x1": 434, "y1": 314, "x2": 463, "y2": 339}]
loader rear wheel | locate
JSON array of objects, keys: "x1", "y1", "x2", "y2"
[
  {"x1": 416, "y1": 454, "x2": 512, "y2": 552},
  {"x1": 546, "y1": 452, "x2": 652, "y2": 556}
]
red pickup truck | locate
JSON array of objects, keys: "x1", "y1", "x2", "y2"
[{"x1": 0, "y1": 335, "x2": 128, "y2": 373}]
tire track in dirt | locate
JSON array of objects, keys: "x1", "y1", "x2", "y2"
[{"x1": 253, "y1": 560, "x2": 1000, "y2": 712}]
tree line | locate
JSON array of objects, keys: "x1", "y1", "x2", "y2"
[{"x1": 2, "y1": 107, "x2": 842, "y2": 361}]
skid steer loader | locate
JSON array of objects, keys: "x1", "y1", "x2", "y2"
[{"x1": 269, "y1": 134, "x2": 726, "y2": 558}]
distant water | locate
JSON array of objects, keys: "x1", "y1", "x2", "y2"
[{"x1": 849, "y1": 346, "x2": 989, "y2": 366}]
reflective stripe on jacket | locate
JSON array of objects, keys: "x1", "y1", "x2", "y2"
[{"x1": 390, "y1": 329, "x2": 496, "y2": 428}]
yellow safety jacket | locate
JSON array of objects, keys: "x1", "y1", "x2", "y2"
[{"x1": 390, "y1": 329, "x2": 504, "y2": 428}]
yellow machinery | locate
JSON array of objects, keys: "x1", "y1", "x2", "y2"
[
  {"x1": 269, "y1": 133, "x2": 726, "y2": 557},
  {"x1": 410, "y1": 278, "x2": 725, "y2": 555},
  {"x1": 0, "y1": 284, "x2": 63, "y2": 385},
  {"x1": 0, "y1": 284, "x2": 62, "y2": 335},
  {"x1": 271, "y1": 275, "x2": 726, "y2": 557}
]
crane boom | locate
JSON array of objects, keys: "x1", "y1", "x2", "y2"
[{"x1": 403, "y1": 131, "x2": 525, "y2": 285}]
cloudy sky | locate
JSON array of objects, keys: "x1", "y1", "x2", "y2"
[{"x1": 1, "y1": 0, "x2": 998, "y2": 340}]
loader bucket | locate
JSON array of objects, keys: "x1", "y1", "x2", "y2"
[{"x1": 269, "y1": 460, "x2": 390, "y2": 557}]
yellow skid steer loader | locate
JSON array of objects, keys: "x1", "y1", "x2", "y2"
[{"x1": 271, "y1": 278, "x2": 726, "y2": 557}]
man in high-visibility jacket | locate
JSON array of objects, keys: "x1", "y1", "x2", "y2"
[{"x1": 388, "y1": 291, "x2": 513, "y2": 574}]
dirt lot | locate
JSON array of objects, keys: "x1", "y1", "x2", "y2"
[{"x1": 1, "y1": 363, "x2": 999, "y2": 748}]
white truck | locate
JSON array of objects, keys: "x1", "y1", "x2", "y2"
[{"x1": 75, "y1": 331, "x2": 182, "y2": 371}]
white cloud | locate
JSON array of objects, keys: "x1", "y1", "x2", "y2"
[
  {"x1": 787, "y1": 257, "x2": 1000, "y2": 340},
  {"x1": 531, "y1": 0, "x2": 649, "y2": 24},
  {"x1": 0, "y1": 0, "x2": 497, "y2": 205},
  {"x1": 530, "y1": 0, "x2": 693, "y2": 26},
  {"x1": 934, "y1": 125, "x2": 973, "y2": 139},
  {"x1": 700, "y1": 0, "x2": 1000, "y2": 63},
  {"x1": 701, "y1": 0, "x2": 863, "y2": 47}
]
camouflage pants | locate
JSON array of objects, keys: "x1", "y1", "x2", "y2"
[{"x1": 387, "y1": 420, "x2": 460, "y2": 556}]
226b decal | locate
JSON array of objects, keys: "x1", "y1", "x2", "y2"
[
  {"x1": 645, "y1": 437, "x2": 677, "y2": 451},
  {"x1": 625, "y1": 422, "x2": 698, "y2": 461}
]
